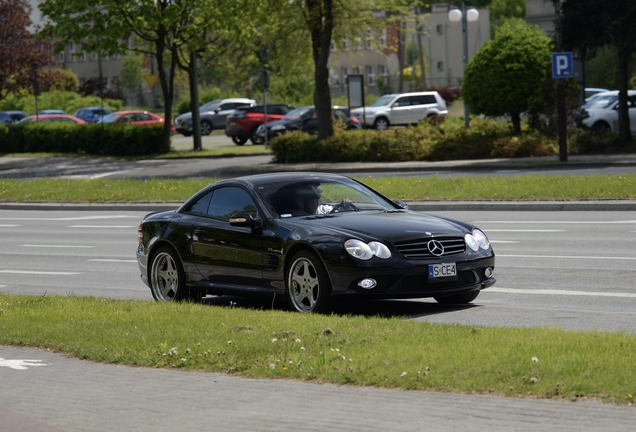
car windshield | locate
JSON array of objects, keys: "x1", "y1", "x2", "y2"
[
  {"x1": 369, "y1": 95, "x2": 396, "y2": 107},
  {"x1": 257, "y1": 178, "x2": 398, "y2": 218},
  {"x1": 282, "y1": 107, "x2": 313, "y2": 120},
  {"x1": 101, "y1": 113, "x2": 120, "y2": 123},
  {"x1": 582, "y1": 95, "x2": 617, "y2": 109},
  {"x1": 199, "y1": 100, "x2": 221, "y2": 112}
]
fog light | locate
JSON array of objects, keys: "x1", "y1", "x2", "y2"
[
  {"x1": 484, "y1": 267, "x2": 493, "y2": 278},
  {"x1": 358, "y1": 278, "x2": 377, "y2": 289}
]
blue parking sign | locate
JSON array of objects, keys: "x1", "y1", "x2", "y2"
[{"x1": 552, "y1": 52, "x2": 573, "y2": 78}]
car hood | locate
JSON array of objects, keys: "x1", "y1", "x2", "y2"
[
  {"x1": 266, "y1": 118, "x2": 302, "y2": 129},
  {"x1": 282, "y1": 210, "x2": 472, "y2": 243}
]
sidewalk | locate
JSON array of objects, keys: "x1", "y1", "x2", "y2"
[{"x1": 2, "y1": 345, "x2": 635, "y2": 432}]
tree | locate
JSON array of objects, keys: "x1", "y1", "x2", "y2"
[
  {"x1": 39, "y1": 0, "x2": 225, "y2": 153},
  {"x1": 120, "y1": 52, "x2": 145, "y2": 106},
  {"x1": 562, "y1": 0, "x2": 636, "y2": 143},
  {"x1": 462, "y1": 19, "x2": 551, "y2": 134},
  {"x1": 0, "y1": 0, "x2": 54, "y2": 102},
  {"x1": 288, "y1": 0, "x2": 390, "y2": 140}
]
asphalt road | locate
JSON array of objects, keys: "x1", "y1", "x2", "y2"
[{"x1": 2, "y1": 207, "x2": 636, "y2": 431}]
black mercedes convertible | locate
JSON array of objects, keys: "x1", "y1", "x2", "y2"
[{"x1": 136, "y1": 172, "x2": 496, "y2": 312}]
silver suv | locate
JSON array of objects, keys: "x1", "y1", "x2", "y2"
[
  {"x1": 350, "y1": 91, "x2": 448, "y2": 130},
  {"x1": 174, "y1": 98, "x2": 255, "y2": 136}
]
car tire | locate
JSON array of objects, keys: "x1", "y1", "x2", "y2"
[
  {"x1": 181, "y1": 131, "x2": 192, "y2": 137},
  {"x1": 434, "y1": 290, "x2": 480, "y2": 305},
  {"x1": 149, "y1": 246, "x2": 200, "y2": 302},
  {"x1": 373, "y1": 117, "x2": 390, "y2": 130},
  {"x1": 286, "y1": 250, "x2": 332, "y2": 313},
  {"x1": 232, "y1": 136, "x2": 247, "y2": 145},
  {"x1": 250, "y1": 128, "x2": 264, "y2": 145},
  {"x1": 592, "y1": 121, "x2": 610, "y2": 132},
  {"x1": 200, "y1": 120, "x2": 213, "y2": 136}
]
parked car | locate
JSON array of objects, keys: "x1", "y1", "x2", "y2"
[
  {"x1": 174, "y1": 98, "x2": 256, "y2": 136},
  {"x1": 74, "y1": 107, "x2": 113, "y2": 123},
  {"x1": 1, "y1": 110, "x2": 29, "y2": 124},
  {"x1": 255, "y1": 106, "x2": 360, "y2": 141},
  {"x1": 18, "y1": 114, "x2": 87, "y2": 124},
  {"x1": 0, "y1": 112, "x2": 13, "y2": 125},
  {"x1": 584, "y1": 87, "x2": 611, "y2": 102},
  {"x1": 37, "y1": 109, "x2": 67, "y2": 115},
  {"x1": 225, "y1": 104, "x2": 295, "y2": 145},
  {"x1": 100, "y1": 110, "x2": 175, "y2": 134},
  {"x1": 580, "y1": 90, "x2": 636, "y2": 133},
  {"x1": 350, "y1": 91, "x2": 448, "y2": 130},
  {"x1": 136, "y1": 172, "x2": 496, "y2": 311}
]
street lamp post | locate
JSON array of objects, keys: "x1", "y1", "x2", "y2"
[{"x1": 448, "y1": 1, "x2": 479, "y2": 128}]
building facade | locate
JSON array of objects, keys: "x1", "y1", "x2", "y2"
[{"x1": 329, "y1": 4, "x2": 490, "y2": 98}]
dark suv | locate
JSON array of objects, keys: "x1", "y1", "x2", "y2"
[{"x1": 225, "y1": 104, "x2": 294, "y2": 145}]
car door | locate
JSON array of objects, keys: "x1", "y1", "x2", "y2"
[
  {"x1": 213, "y1": 103, "x2": 245, "y2": 129},
  {"x1": 389, "y1": 96, "x2": 412, "y2": 125},
  {"x1": 409, "y1": 94, "x2": 437, "y2": 122},
  {"x1": 300, "y1": 108, "x2": 319, "y2": 133},
  {"x1": 190, "y1": 186, "x2": 264, "y2": 289}
]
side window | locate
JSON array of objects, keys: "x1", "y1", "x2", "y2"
[
  {"x1": 393, "y1": 97, "x2": 410, "y2": 107},
  {"x1": 208, "y1": 187, "x2": 258, "y2": 220},
  {"x1": 183, "y1": 191, "x2": 213, "y2": 216},
  {"x1": 628, "y1": 96, "x2": 636, "y2": 108}
]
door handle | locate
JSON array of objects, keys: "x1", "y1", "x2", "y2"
[{"x1": 194, "y1": 228, "x2": 206, "y2": 235}]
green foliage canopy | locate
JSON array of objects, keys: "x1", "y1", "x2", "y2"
[{"x1": 462, "y1": 19, "x2": 551, "y2": 134}]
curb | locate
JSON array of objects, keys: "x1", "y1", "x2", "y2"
[{"x1": 2, "y1": 200, "x2": 636, "y2": 212}]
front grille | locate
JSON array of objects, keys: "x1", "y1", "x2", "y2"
[{"x1": 394, "y1": 236, "x2": 465, "y2": 259}]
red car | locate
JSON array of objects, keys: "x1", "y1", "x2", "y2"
[
  {"x1": 19, "y1": 114, "x2": 87, "y2": 124},
  {"x1": 101, "y1": 110, "x2": 175, "y2": 134},
  {"x1": 225, "y1": 104, "x2": 294, "y2": 145}
]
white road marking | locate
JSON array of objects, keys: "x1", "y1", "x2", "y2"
[
  {"x1": 62, "y1": 171, "x2": 131, "y2": 180},
  {"x1": 0, "y1": 224, "x2": 20, "y2": 227},
  {"x1": 485, "y1": 229, "x2": 564, "y2": 232},
  {"x1": 488, "y1": 287, "x2": 636, "y2": 298},
  {"x1": 0, "y1": 358, "x2": 48, "y2": 370},
  {"x1": 475, "y1": 220, "x2": 636, "y2": 224},
  {"x1": 0, "y1": 270, "x2": 80, "y2": 275},
  {"x1": 68, "y1": 225, "x2": 135, "y2": 228},
  {"x1": 0, "y1": 215, "x2": 138, "y2": 221},
  {"x1": 21, "y1": 245, "x2": 94, "y2": 249},
  {"x1": 88, "y1": 259, "x2": 137, "y2": 263},
  {"x1": 498, "y1": 254, "x2": 636, "y2": 260},
  {"x1": 489, "y1": 240, "x2": 519, "y2": 244}
]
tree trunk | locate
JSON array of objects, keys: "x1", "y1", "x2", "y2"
[
  {"x1": 511, "y1": 111, "x2": 521, "y2": 135},
  {"x1": 189, "y1": 51, "x2": 202, "y2": 151},
  {"x1": 155, "y1": 29, "x2": 176, "y2": 154},
  {"x1": 308, "y1": 0, "x2": 334, "y2": 141},
  {"x1": 617, "y1": 46, "x2": 633, "y2": 143}
]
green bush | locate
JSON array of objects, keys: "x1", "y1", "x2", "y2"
[
  {"x1": 0, "y1": 123, "x2": 162, "y2": 156},
  {"x1": 0, "y1": 91, "x2": 122, "y2": 115},
  {"x1": 269, "y1": 117, "x2": 558, "y2": 163}
]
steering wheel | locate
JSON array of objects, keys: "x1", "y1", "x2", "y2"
[{"x1": 331, "y1": 201, "x2": 358, "y2": 213}]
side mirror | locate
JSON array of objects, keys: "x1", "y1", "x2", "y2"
[
  {"x1": 393, "y1": 200, "x2": 408, "y2": 210},
  {"x1": 229, "y1": 212, "x2": 263, "y2": 230}
]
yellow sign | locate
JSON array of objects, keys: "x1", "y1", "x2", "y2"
[{"x1": 144, "y1": 74, "x2": 159, "y2": 88}]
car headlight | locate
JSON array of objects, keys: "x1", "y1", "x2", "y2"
[
  {"x1": 271, "y1": 124, "x2": 286, "y2": 131},
  {"x1": 465, "y1": 229, "x2": 490, "y2": 251},
  {"x1": 345, "y1": 239, "x2": 391, "y2": 260}
]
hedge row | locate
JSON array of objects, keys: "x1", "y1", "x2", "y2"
[
  {"x1": 269, "y1": 118, "x2": 558, "y2": 163},
  {"x1": 0, "y1": 123, "x2": 163, "y2": 156}
]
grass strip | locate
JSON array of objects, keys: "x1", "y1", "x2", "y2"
[
  {"x1": 1, "y1": 174, "x2": 636, "y2": 202},
  {"x1": 1, "y1": 294, "x2": 634, "y2": 405}
]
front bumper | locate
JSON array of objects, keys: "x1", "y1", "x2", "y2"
[{"x1": 327, "y1": 255, "x2": 496, "y2": 299}]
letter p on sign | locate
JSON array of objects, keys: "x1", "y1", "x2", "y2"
[{"x1": 552, "y1": 52, "x2": 573, "y2": 78}]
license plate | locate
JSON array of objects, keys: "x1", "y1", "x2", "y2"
[
  {"x1": 428, "y1": 263, "x2": 456, "y2": 278},
  {"x1": 229, "y1": 121, "x2": 236, "y2": 126}
]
